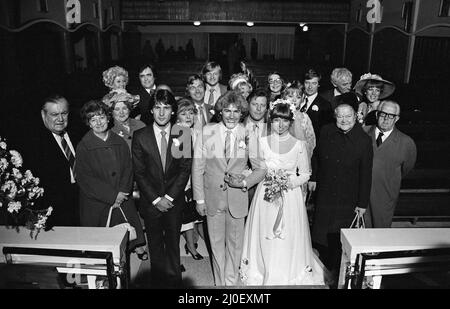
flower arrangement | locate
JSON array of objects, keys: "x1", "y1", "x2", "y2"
[
  {"x1": 263, "y1": 169, "x2": 290, "y2": 203},
  {"x1": 359, "y1": 73, "x2": 382, "y2": 81},
  {"x1": 269, "y1": 98, "x2": 297, "y2": 119},
  {"x1": 0, "y1": 137, "x2": 52, "y2": 238},
  {"x1": 102, "y1": 90, "x2": 140, "y2": 108}
]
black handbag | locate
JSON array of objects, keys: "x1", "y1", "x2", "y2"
[{"x1": 182, "y1": 188, "x2": 203, "y2": 224}]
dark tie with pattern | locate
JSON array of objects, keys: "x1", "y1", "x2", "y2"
[
  {"x1": 60, "y1": 134, "x2": 75, "y2": 176},
  {"x1": 376, "y1": 131, "x2": 384, "y2": 147},
  {"x1": 160, "y1": 130, "x2": 167, "y2": 171},
  {"x1": 208, "y1": 88, "x2": 215, "y2": 106},
  {"x1": 253, "y1": 123, "x2": 259, "y2": 136},
  {"x1": 225, "y1": 130, "x2": 232, "y2": 162},
  {"x1": 300, "y1": 97, "x2": 309, "y2": 112},
  {"x1": 198, "y1": 105, "x2": 207, "y2": 126}
]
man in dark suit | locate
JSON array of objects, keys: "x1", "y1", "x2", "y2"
[
  {"x1": 132, "y1": 89, "x2": 192, "y2": 288},
  {"x1": 364, "y1": 100, "x2": 417, "y2": 228},
  {"x1": 130, "y1": 63, "x2": 157, "y2": 125},
  {"x1": 22, "y1": 95, "x2": 81, "y2": 227},
  {"x1": 242, "y1": 88, "x2": 269, "y2": 203},
  {"x1": 300, "y1": 69, "x2": 333, "y2": 139},
  {"x1": 202, "y1": 61, "x2": 228, "y2": 107},
  {"x1": 320, "y1": 67, "x2": 353, "y2": 110},
  {"x1": 309, "y1": 104, "x2": 373, "y2": 284}
]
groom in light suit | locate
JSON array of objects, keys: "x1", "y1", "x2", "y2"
[{"x1": 192, "y1": 91, "x2": 266, "y2": 286}]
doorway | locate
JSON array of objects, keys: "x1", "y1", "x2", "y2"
[{"x1": 209, "y1": 33, "x2": 238, "y2": 79}]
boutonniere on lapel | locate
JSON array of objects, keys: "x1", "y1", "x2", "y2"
[
  {"x1": 172, "y1": 137, "x2": 181, "y2": 147},
  {"x1": 118, "y1": 131, "x2": 124, "y2": 138},
  {"x1": 238, "y1": 134, "x2": 249, "y2": 150},
  {"x1": 238, "y1": 140, "x2": 247, "y2": 150},
  {"x1": 209, "y1": 109, "x2": 215, "y2": 115},
  {"x1": 311, "y1": 105, "x2": 319, "y2": 112}
]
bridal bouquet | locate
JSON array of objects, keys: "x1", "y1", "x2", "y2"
[
  {"x1": 0, "y1": 137, "x2": 52, "y2": 238},
  {"x1": 263, "y1": 169, "x2": 289, "y2": 203}
]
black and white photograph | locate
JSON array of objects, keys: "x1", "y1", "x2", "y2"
[{"x1": 0, "y1": 0, "x2": 450, "y2": 293}]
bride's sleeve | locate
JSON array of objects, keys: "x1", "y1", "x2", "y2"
[{"x1": 288, "y1": 141, "x2": 311, "y2": 188}]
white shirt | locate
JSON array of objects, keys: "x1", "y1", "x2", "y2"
[
  {"x1": 375, "y1": 127, "x2": 393, "y2": 143},
  {"x1": 145, "y1": 84, "x2": 156, "y2": 94},
  {"x1": 204, "y1": 84, "x2": 221, "y2": 106},
  {"x1": 334, "y1": 88, "x2": 343, "y2": 97},
  {"x1": 305, "y1": 93, "x2": 318, "y2": 110},
  {"x1": 197, "y1": 123, "x2": 239, "y2": 205},
  {"x1": 153, "y1": 123, "x2": 171, "y2": 155},
  {"x1": 52, "y1": 132, "x2": 76, "y2": 184},
  {"x1": 195, "y1": 103, "x2": 209, "y2": 125},
  {"x1": 152, "y1": 123, "x2": 173, "y2": 205},
  {"x1": 219, "y1": 122, "x2": 238, "y2": 157},
  {"x1": 245, "y1": 119, "x2": 265, "y2": 138}
]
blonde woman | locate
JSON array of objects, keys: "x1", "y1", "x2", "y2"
[{"x1": 176, "y1": 98, "x2": 205, "y2": 261}]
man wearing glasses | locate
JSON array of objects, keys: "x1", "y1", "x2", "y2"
[{"x1": 364, "y1": 100, "x2": 417, "y2": 228}]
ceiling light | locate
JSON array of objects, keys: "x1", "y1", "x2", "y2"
[
  {"x1": 302, "y1": 25, "x2": 309, "y2": 32},
  {"x1": 299, "y1": 23, "x2": 305, "y2": 27},
  {"x1": 246, "y1": 21, "x2": 254, "y2": 27},
  {"x1": 193, "y1": 21, "x2": 201, "y2": 26}
]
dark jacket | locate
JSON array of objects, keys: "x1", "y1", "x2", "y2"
[
  {"x1": 75, "y1": 130, "x2": 145, "y2": 247},
  {"x1": 132, "y1": 124, "x2": 192, "y2": 287},
  {"x1": 130, "y1": 85, "x2": 155, "y2": 125},
  {"x1": 132, "y1": 125, "x2": 192, "y2": 217},
  {"x1": 22, "y1": 123, "x2": 82, "y2": 227},
  {"x1": 305, "y1": 94, "x2": 333, "y2": 139},
  {"x1": 311, "y1": 123, "x2": 373, "y2": 246},
  {"x1": 320, "y1": 89, "x2": 339, "y2": 111}
]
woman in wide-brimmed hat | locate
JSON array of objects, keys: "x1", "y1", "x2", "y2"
[{"x1": 354, "y1": 73, "x2": 395, "y2": 126}]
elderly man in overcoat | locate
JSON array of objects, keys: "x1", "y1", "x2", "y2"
[
  {"x1": 309, "y1": 104, "x2": 373, "y2": 279},
  {"x1": 364, "y1": 100, "x2": 417, "y2": 228}
]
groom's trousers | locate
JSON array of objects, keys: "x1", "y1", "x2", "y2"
[{"x1": 207, "y1": 209, "x2": 245, "y2": 286}]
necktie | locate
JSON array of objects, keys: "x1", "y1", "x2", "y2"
[
  {"x1": 300, "y1": 97, "x2": 309, "y2": 112},
  {"x1": 198, "y1": 105, "x2": 207, "y2": 126},
  {"x1": 60, "y1": 134, "x2": 75, "y2": 176},
  {"x1": 376, "y1": 131, "x2": 384, "y2": 147},
  {"x1": 160, "y1": 130, "x2": 167, "y2": 171},
  {"x1": 253, "y1": 123, "x2": 259, "y2": 136},
  {"x1": 208, "y1": 88, "x2": 215, "y2": 106},
  {"x1": 224, "y1": 130, "x2": 232, "y2": 162}
]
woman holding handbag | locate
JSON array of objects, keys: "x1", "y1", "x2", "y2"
[{"x1": 75, "y1": 100, "x2": 147, "y2": 260}]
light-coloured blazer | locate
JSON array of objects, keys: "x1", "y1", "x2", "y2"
[{"x1": 192, "y1": 123, "x2": 266, "y2": 218}]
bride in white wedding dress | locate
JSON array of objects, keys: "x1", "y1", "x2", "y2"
[{"x1": 240, "y1": 99, "x2": 326, "y2": 286}]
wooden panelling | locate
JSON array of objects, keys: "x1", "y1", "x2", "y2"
[
  {"x1": 371, "y1": 27, "x2": 408, "y2": 83},
  {"x1": 345, "y1": 28, "x2": 370, "y2": 80},
  {"x1": 121, "y1": 0, "x2": 350, "y2": 23},
  {"x1": 409, "y1": 36, "x2": 450, "y2": 111}
]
